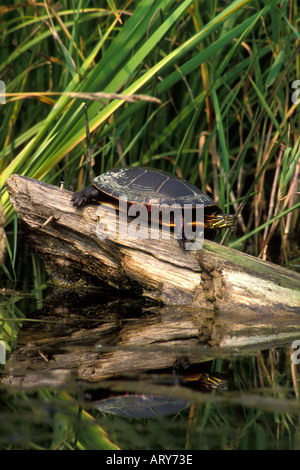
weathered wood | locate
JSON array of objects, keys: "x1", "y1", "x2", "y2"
[
  {"x1": 6, "y1": 174, "x2": 300, "y2": 313},
  {"x1": 6, "y1": 174, "x2": 300, "y2": 310}
]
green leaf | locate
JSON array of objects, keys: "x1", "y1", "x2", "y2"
[{"x1": 266, "y1": 49, "x2": 286, "y2": 87}]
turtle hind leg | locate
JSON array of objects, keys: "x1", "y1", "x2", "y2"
[
  {"x1": 177, "y1": 237, "x2": 187, "y2": 251},
  {"x1": 71, "y1": 185, "x2": 101, "y2": 207}
]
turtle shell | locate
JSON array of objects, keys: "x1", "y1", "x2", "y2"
[
  {"x1": 92, "y1": 167, "x2": 220, "y2": 211},
  {"x1": 94, "y1": 394, "x2": 189, "y2": 419}
]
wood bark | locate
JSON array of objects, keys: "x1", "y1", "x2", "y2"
[{"x1": 6, "y1": 174, "x2": 300, "y2": 312}]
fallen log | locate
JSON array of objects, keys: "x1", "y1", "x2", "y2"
[{"x1": 5, "y1": 174, "x2": 300, "y2": 318}]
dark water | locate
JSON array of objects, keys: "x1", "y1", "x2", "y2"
[{"x1": 0, "y1": 279, "x2": 299, "y2": 451}]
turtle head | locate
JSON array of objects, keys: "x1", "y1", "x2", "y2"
[{"x1": 205, "y1": 212, "x2": 236, "y2": 231}]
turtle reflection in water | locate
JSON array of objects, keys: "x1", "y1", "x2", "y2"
[
  {"x1": 84, "y1": 367, "x2": 228, "y2": 419},
  {"x1": 71, "y1": 167, "x2": 236, "y2": 248}
]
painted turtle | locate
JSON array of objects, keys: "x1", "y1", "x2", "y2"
[
  {"x1": 93, "y1": 394, "x2": 189, "y2": 419},
  {"x1": 85, "y1": 371, "x2": 227, "y2": 418},
  {"x1": 71, "y1": 167, "x2": 235, "y2": 246}
]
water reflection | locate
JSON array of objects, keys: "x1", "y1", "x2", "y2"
[
  {"x1": 2, "y1": 286, "x2": 299, "y2": 390},
  {"x1": 0, "y1": 286, "x2": 299, "y2": 449},
  {"x1": 0, "y1": 287, "x2": 213, "y2": 388},
  {"x1": 83, "y1": 364, "x2": 228, "y2": 419}
]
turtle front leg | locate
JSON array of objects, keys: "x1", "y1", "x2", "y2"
[{"x1": 71, "y1": 185, "x2": 101, "y2": 207}]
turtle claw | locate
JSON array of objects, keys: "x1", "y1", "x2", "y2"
[
  {"x1": 71, "y1": 192, "x2": 86, "y2": 207},
  {"x1": 71, "y1": 185, "x2": 100, "y2": 207}
]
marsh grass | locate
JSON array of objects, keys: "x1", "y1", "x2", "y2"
[
  {"x1": 1, "y1": 1, "x2": 299, "y2": 262},
  {"x1": 0, "y1": 0, "x2": 299, "y2": 450}
]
